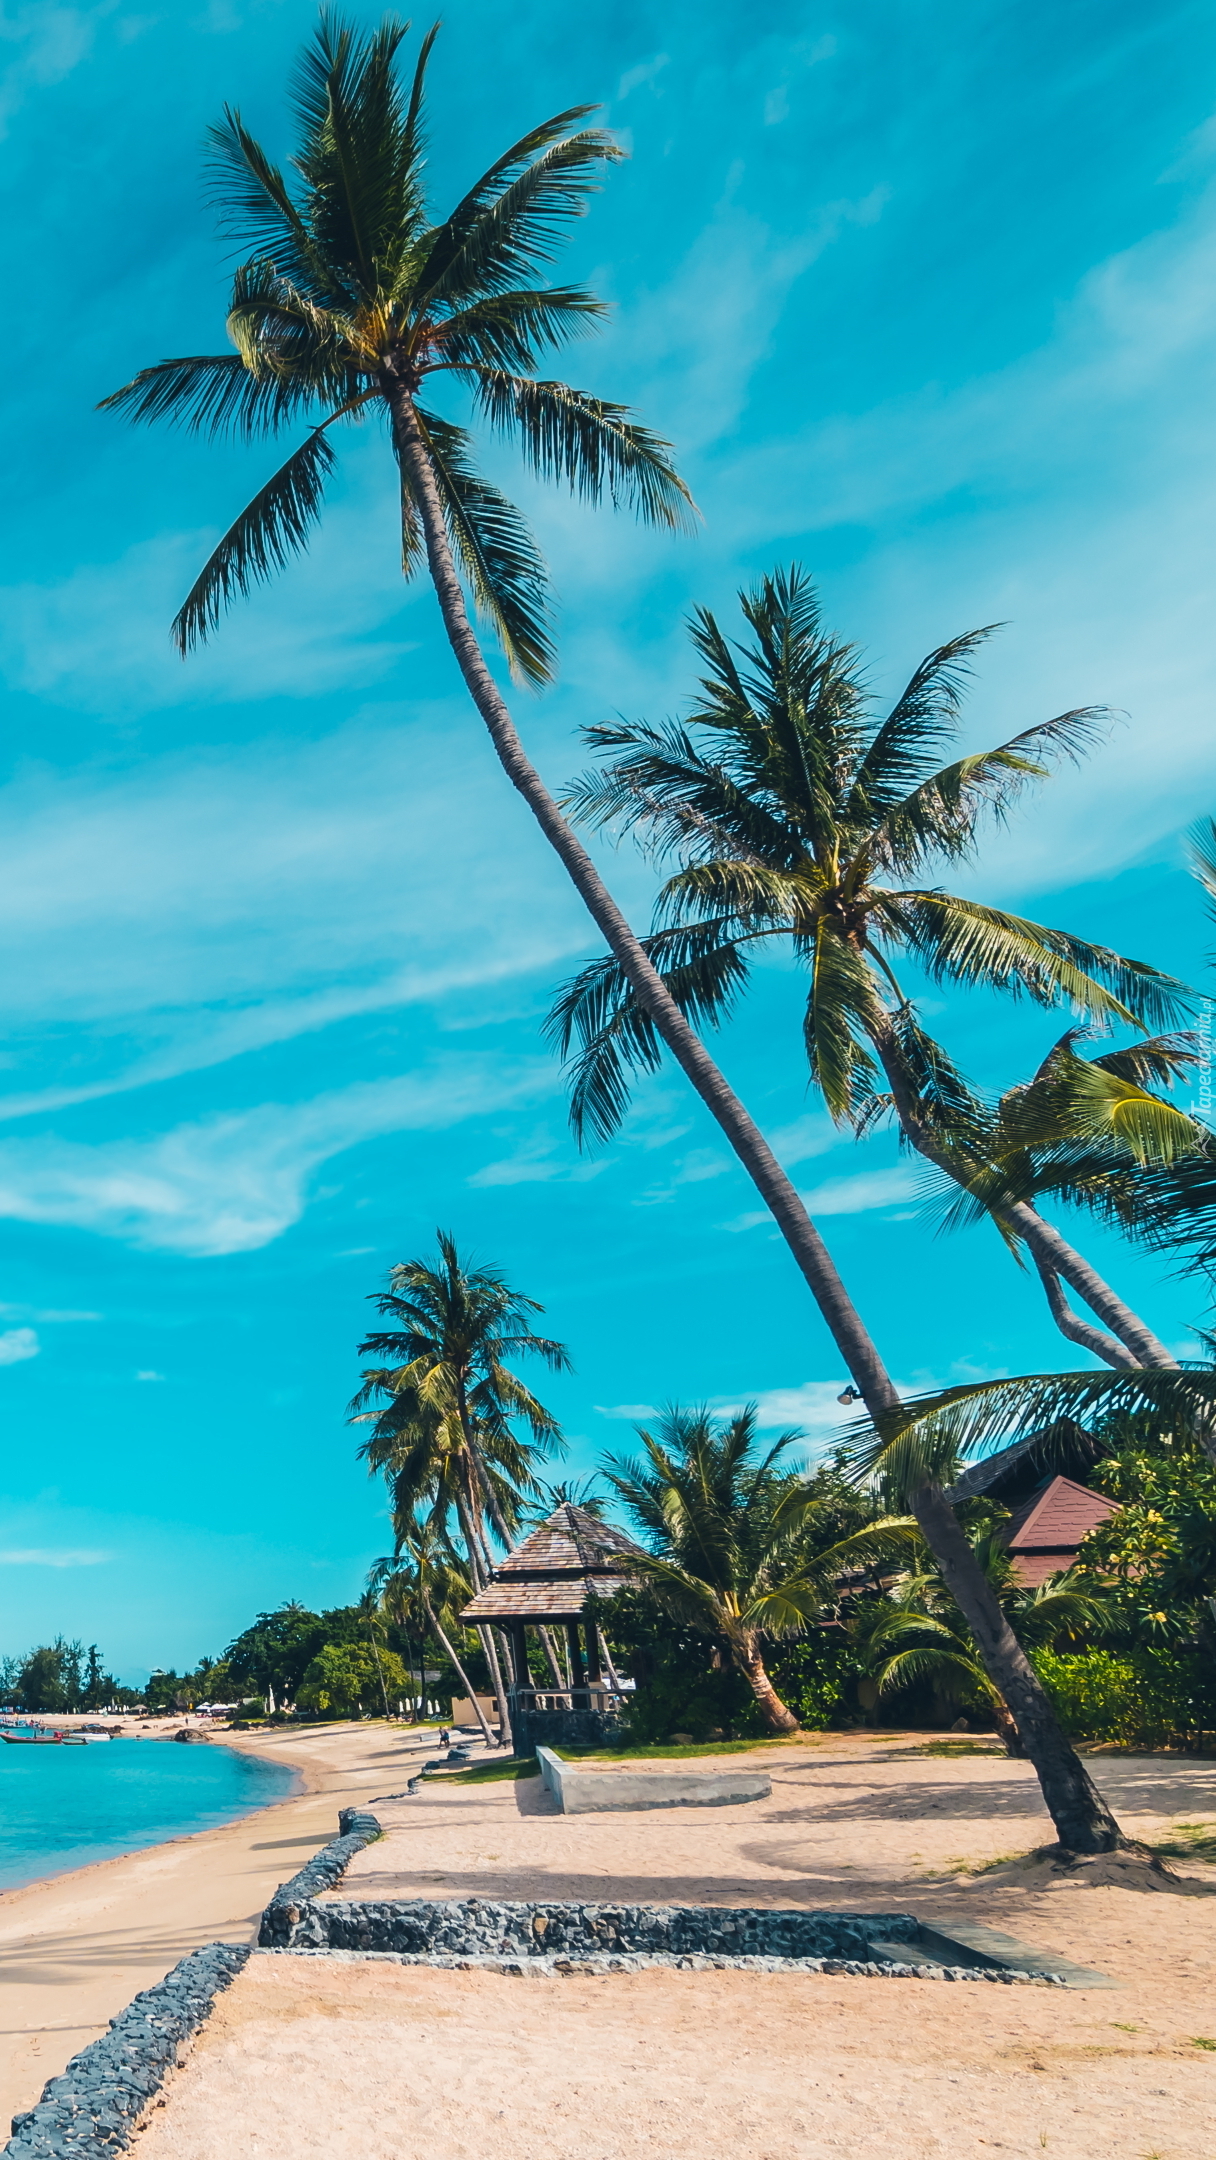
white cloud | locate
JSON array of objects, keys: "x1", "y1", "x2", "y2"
[
  {"x1": 135, "y1": 1370, "x2": 166, "y2": 1383},
  {"x1": 800, "y1": 1167, "x2": 922, "y2": 1215},
  {"x1": 0, "y1": 1303, "x2": 99, "y2": 1322},
  {"x1": 0, "y1": 1326, "x2": 39, "y2": 1365},
  {"x1": 717, "y1": 1381, "x2": 852, "y2": 1436},
  {"x1": 616, "y1": 52, "x2": 668, "y2": 100},
  {"x1": 594, "y1": 1402, "x2": 658, "y2": 1422},
  {"x1": 0, "y1": 1062, "x2": 553, "y2": 1256},
  {"x1": 727, "y1": 1165, "x2": 921, "y2": 1229},
  {"x1": 0, "y1": 714, "x2": 593, "y2": 1118},
  {"x1": 766, "y1": 1114, "x2": 841, "y2": 1168},
  {"x1": 467, "y1": 1130, "x2": 609, "y2": 1187},
  {"x1": 0, "y1": 1546, "x2": 110, "y2": 1566}
]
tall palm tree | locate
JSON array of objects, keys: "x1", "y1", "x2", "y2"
[
  {"x1": 351, "y1": 1229, "x2": 569, "y2": 1740},
  {"x1": 103, "y1": 18, "x2": 1127, "y2": 1852},
  {"x1": 98, "y1": 11, "x2": 932, "y2": 1436},
  {"x1": 549, "y1": 567, "x2": 1191, "y2": 1368},
  {"x1": 602, "y1": 1406, "x2": 920, "y2": 1735}
]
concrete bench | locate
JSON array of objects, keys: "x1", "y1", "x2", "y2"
[{"x1": 536, "y1": 1745, "x2": 771, "y2": 1814}]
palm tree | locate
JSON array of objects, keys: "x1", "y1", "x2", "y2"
[
  {"x1": 351, "y1": 1229, "x2": 569, "y2": 1741},
  {"x1": 549, "y1": 566, "x2": 1192, "y2": 1369},
  {"x1": 97, "y1": 11, "x2": 931, "y2": 1440},
  {"x1": 601, "y1": 1406, "x2": 918, "y2": 1734},
  {"x1": 102, "y1": 19, "x2": 1128, "y2": 1853},
  {"x1": 853, "y1": 1533, "x2": 1114, "y2": 1755},
  {"x1": 369, "y1": 1527, "x2": 496, "y2": 1745}
]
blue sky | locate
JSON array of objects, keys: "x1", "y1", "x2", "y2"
[{"x1": 1, "y1": 0, "x2": 1214, "y2": 1679}]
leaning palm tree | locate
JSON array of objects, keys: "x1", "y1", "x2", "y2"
[
  {"x1": 103, "y1": 19, "x2": 1129, "y2": 1853},
  {"x1": 351, "y1": 1230, "x2": 569, "y2": 1740},
  {"x1": 602, "y1": 1406, "x2": 918, "y2": 1734},
  {"x1": 549, "y1": 566, "x2": 1191, "y2": 1368},
  {"x1": 853, "y1": 1535, "x2": 1114, "y2": 1755}
]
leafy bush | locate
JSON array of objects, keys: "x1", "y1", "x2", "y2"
[{"x1": 1032, "y1": 1647, "x2": 1216, "y2": 1749}]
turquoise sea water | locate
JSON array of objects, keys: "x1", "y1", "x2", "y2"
[{"x1": 0, "y1": 1739, "x2": 297, "y2": 1892}]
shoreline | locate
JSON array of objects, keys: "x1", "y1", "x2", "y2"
[{"x1": 0, "y1": 1718, "x2": 432, "y2": 2134}]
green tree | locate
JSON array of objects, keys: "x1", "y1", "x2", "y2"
[
  {"x1": 222, "y1": 1603, "x2": 327, "y2": 1700},
  {"x1": 551, "y1": 566, "x2": 1190, "y2": 1369},
  {"x1": 352, "y1": 1230, "x2": 568, "y2": 1743},
  {"x1": 601, "y1": 1407, "x2": 916, "y2": 1734},
  {"x1": 297, "y1": 1641, "x2": 407, "y2": 1717}
]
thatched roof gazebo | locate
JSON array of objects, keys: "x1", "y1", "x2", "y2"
[{"x1": 460, "y1": 1503, "x2": 644, "y2": 1715}]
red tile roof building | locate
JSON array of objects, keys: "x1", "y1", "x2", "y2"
[{"x1": 1002, "y1": 1475, "x2": 1121, "y2": 1587}]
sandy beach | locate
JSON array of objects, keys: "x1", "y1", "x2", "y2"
[
  {"x1": 135, "y1": 1733, "x2": 1216, "y2": 2160},
  {"x1": 9, "y1": 1729, "x2": 1216, "y2": 2156},
  {"x1": 0, "y1": 1717, "x2": 430, "y2": 2132}
]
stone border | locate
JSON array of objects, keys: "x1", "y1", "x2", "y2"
[
  {"x1": 257, "y1": 1945, "x2": 1064, "y2": 1985},
  {"x1": 256, "y1": 1810, "x2": 1109, "y2": 1986},
  {"x1": 5, "y1": 1942, "x2": 249, "y2": 2157}
]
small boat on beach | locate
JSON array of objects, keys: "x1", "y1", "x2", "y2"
[{"x1": 0, "y1": 1730, "x2": 87, "y2": 1746}]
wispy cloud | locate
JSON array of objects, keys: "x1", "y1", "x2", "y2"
[
  {"x1": 0, "y1": 1063, "x2": 552, "y2": 1256},
  {"x1": 728, "y1": 1165, "x2": 921, "y2": 1229},
  {"x1": 0, "y1": 1547, "x2": 111, "y2": 1567},
  {"x1": 0, "y1": 1326, "x2": 39, "y2": 1366}
]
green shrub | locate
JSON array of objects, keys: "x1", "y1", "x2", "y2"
[{"x1": 1032, "y1": 1648, "x2": 1216, "y2": 1749}]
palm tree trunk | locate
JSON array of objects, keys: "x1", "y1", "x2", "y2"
[
  {"x1": 538, "y1": 1625, "x2": 567, "y2": 1690},
  {"x1": 422, "y1": 1596, "x2": 496, "y2": 1747},
  {"x1": 913, "y1": 1485, "x2": 1117, "y2": 1843},
  {"x1": 732, "y1": 1634, "x2": 799, "y2": 1734},
  {"x1": 869, "y1": 1022, "x2": 1177, "y2": 1369},
  {"x1": 387, "y1": 383, "x2": 1123, "y2": 1856},
  {"x1": 990, "y1": 1695, "x2": 1024, "y2": 1758},
  {"x1": 1032, "y1": 1258, "x2": 1137, "y2": 1370},
  {"x1": 453, "y1": 1481, "x2": 512, "y2": 1747}
]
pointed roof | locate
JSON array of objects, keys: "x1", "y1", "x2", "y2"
[
  {"x1": 1005, "y1": 1474, "x2": 1120, "y2": 1554},
  {"x1": 946, "y1": 1420, "x2": 1106, "y2": 1507},
  {"x1": 460, "y1": 1504, "x2": 646, "y2": 1623}
]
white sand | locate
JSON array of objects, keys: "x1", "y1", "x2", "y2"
[{"x1": 131, "y1": 1737, "x2": 1216, "y2": 2160}]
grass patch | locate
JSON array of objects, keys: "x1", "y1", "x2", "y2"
[
  {"x1": 1190, "y1": 2036, "x2": 1216, "y2": 2051},
  {"x1": 908, "y1": 1739, "x2": 1004, "y2": 1759},
  {"x1": 558, "y1": 1734, "x2": 808, "y2": 1763},
  {"x1": 438, "y1": 1757, "x2": 540, "y2": 1784},
  {"x1": 947, "y1": 1850, "x2": 1031, "y2": 1876},
  {"x1": 1153, "y1": 1821, "x2": 1216, "y2": 1865}
]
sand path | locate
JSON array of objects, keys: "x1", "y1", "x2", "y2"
[
  {"x1": 0, "y1": 1718, "x2": 429, "y2": 2132},
  {"x1": 137, "y1": 1736, "x2": 1216, "y2": 2160}
]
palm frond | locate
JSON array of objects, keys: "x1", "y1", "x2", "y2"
[
  {"x1": 205, "y1": 108, "x2": 337, "y2": 301},
  {"x1": 290, "y1": 11, "x2": 422, "y2": 297},
  {"x1": 469, "y1": 372, "x2": 696, "y2": 530},
  {"x1": 171, "y1": 424, "x2": 338, "y2": 654},
  {"x1": 98, "y1": 353, "x2": 318, "y2": 440},
  {"x1": 413, "y1": 407, "x2": 554, "y2": 684},
  {"x1": 544, "y1": 922, "x2": 753, "y2": 1146},
  {"x1": 839, "y1": 1367, "x2": 1216, "y2": 1494},
  {"x1": 845, "y1": 627, "x2": 998, "y2": 818},
  {"x1": 419, "y1": 123, "x2": 620, "y2": 305},
  {"x1": 804, "y1": 917, "x2": 882, "y2": 1122},
  {"x1": 864, "y1": 708, "x2": 1109, "y2": 878},
  {"x1": 887, "y1": 892, "x2": 1190, "y2": 1031},
  {"x1": 435, "y1": 287, "x2": 606, "y2": 372}
]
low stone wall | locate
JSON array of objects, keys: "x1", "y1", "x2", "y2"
[
  {"x1": 5, "y1": 1942, "x2": 249, "y2": 2156},
  {"x1": 512, "y1": 1707, "x2": 622, "y2": 1757},
  {"x1": 260, "y1": 1891, "x2": 920, "y2": 1961},
  {"x1": 536, "y1": 1745, "x2": 770, "y2": 1814}
]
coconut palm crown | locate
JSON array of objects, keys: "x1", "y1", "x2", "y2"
[
  {"x1": 100, "y1": 11, "x2": 692, "y2": 682},
  {"x1": 550, "y1": 566, "x2": 1186, "y2": 1142}
]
